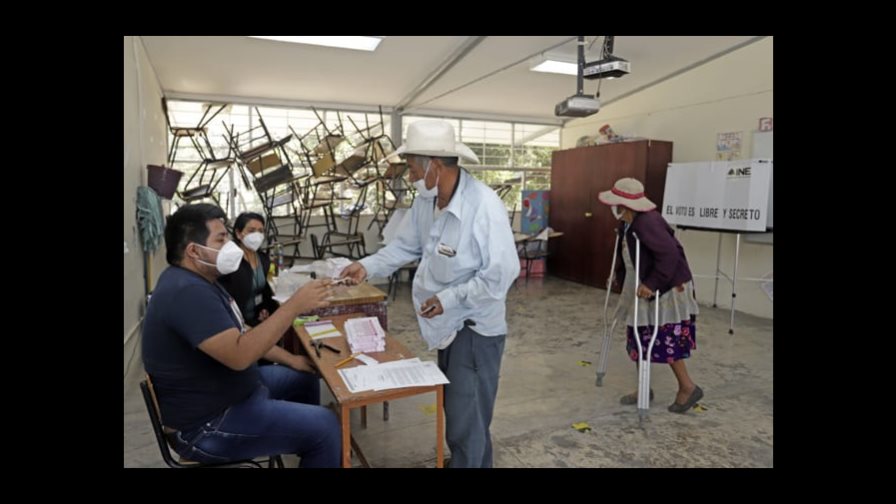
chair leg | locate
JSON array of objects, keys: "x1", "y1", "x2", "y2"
[{"x1": 388, "y1": 272, "x2": 395, "y2": 301}]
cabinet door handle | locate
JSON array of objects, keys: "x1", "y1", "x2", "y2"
[{"x1": 584, "y1": 212, "x2": 593, "y2": 218}]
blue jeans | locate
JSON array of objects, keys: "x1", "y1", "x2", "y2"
[
  {"x1": 170, "y1": 365, "x2": 341, "y2": 468},
  {"x1": 437, "y1": 325, "x2": 505, "y2": 468}
]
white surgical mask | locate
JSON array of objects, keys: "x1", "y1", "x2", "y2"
[
  {"x1": 241, "y1": 232, "x2": 264, "y2": 251},
  {"x1": 413, "y1": 159, "x2": 439, "y2": 199},
  {"x1": 195, "y1": 240, "x2": 244, "y2": 275},
  {"x1": 611, "y1": 205, "x2": 625, "y2": 220}
]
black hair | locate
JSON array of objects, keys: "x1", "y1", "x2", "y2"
[
  {"x1": 232, "y1": 212, "x2": 266, "y2": 242},
  {"x1": 164, "y1": 203, "x2": 227, "y2": 265}
]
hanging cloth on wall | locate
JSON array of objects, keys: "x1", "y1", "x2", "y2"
[{"x1": 136, "y1": 186, "x2": 165, "y2": 252}]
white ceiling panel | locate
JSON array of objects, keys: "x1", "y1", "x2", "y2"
[{"x1": 140, "y1": 35, "x2": 763, "y2": 123}]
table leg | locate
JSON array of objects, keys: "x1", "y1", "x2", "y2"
[{"x1": 436, "y1": 385, "x2": 445, "y2": 468}]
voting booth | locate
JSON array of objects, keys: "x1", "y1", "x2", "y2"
[{"x1": 661, "y1": 158, "x2": 773, "y2": 334}]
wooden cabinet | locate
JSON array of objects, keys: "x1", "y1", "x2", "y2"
[{"x1": 548, "y1": 140, "x2": 672, "y2": 289}]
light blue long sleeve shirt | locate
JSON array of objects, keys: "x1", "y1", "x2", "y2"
[{"x1": 360, "y1": 169, "x2": 520, "y2": 350}]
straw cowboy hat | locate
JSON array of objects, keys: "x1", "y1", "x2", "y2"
[
  {"x1": 392, "y1": 120, "x2": 480, "y2": 165},
  {"x1": 597, "y1": 177, "x2": 656, "y2": 212}
]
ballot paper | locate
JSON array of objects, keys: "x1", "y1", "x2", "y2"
[
  {"x1": 337, "y1": 358, "x2": 449, "y2": 393},
  {"x1": 304, "y1": 320, "x2": 342, "y2": 340}
]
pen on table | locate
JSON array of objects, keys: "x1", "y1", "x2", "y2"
[
  {"x1": 334, "y1": 353, "x2": 361, "y2": 368},
  {"x1": 319, "y1": 342, "x2": 341, "y2": 353}
]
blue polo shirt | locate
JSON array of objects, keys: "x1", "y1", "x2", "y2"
[{"x1": 142, "y1": 266, "x2": 260, "y2": 431}]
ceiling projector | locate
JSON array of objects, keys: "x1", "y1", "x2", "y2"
[
  {"x1": 583, "y1": 55, "x2": 630, "y2": 80},
  {"x1": 555, "y1": 94, "x2": 600, "y2": 117}
]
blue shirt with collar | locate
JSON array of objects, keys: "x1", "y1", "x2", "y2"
[{"x1": 360, "y1": 168, "x2": 520, "y2": 350}]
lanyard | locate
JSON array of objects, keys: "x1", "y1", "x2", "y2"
[{"x1": 214, "y1": 282, "x2": 247, "y2": 333}]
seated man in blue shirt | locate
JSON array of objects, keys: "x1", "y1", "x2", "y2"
[
  {"x1": 340, "y1": 121, "x2": 520, "y2": 468},
  {"x1": 142, "y1": 203, "x2": 340, "y2": 467}
]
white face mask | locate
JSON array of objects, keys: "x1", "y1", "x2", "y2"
[
  {"x1": 611, "y1": 205, "x2": 625, "y2": 220},
  {"x1": 241, "y1": 232, "x2": 264, "y2": 251},
  {"x1": 194, "y1": 240, "x2": 244, "y2": 275},
  {"x1": 413, "y1": 159, "x2": 439, "y2": 199}
]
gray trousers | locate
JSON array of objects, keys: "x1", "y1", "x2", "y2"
[{"x1": 437, "y1": 324, "x2": 505, "y2": 468}]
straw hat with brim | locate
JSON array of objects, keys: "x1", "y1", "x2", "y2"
[
  {"x1": 391, "y1": 120, "x2": 480, "y2": 165},
  {"x1": 597, "y1": 177, "x2": 656, "y2": 212}
]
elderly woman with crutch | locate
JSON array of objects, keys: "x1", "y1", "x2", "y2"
[{"x1": 595, "y1": 178, "x2": 703, "y2": 421}]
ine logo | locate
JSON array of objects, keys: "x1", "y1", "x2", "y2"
[{"x1": 727, "y1": 166, "x2": 751, "y2": 178}]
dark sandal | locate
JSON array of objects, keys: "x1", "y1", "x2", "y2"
[
  {"x1": 619, "y1": 388, "x2": 654, "y2": 405},
  {"x1": 668, "y1": 386, "x2": 703, "y2": 413}
]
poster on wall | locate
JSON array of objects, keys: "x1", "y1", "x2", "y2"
[
  {"x1": 521, "y1": 190, "x2": 550, "y2": 234},
  {"x1": 751, "y1": 131, "x2": 773, "y2": 229},
  {"x1": 716, "y1": 131, "x2": 742, "y2": 161},
  {"x1": 662, "y1": 159, "x2": 772, "y2": 232}
]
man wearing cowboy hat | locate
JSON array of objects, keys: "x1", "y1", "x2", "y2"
[{"x1": 340, "y1": 120, "x2": 519, "y2": 468}]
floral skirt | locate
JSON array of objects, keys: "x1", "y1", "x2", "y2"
[{"x1": 626, "y1": 314, "x2": 697, "y2": 363}]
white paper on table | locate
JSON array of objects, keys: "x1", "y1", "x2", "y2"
[
  {"x1": 374, "y1": 360, "x2": 448, "y2": 390},
  {"x1": 304, "y1": 322, "x2": 342, "y2": 339},
  {"x1": 355, "y1": 354, "x2": 378, "y2": 366},
  {"x1": 338, "y1": 366, "x2": 379, "y2": 393},
  {"x1": 336, "y1": 359, "x2": 447, "y2": 393}
]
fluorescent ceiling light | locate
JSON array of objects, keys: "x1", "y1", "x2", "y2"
[
  {"x1": 531, "y1": 59, "x2": 579, "y2": 76},
  {"x1": 249, "y1": 36, "x2": 382, "y2": 51}
]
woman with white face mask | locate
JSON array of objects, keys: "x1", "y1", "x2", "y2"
[
  {"x1": 218, "y1": 212, "x2": 278, "y2": 331},
  {"x1": 598, "y1": 178, "x2": 703, "y2": 414}
]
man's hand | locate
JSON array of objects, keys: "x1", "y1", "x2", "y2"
[
  {"x1": 289, "y1": 355, "x2": 318, "y2": 375},
  {"x1": 258, "y1": 308, "x2": 270, "y2": 321},
  {"x1": 339, "y1": 262, "x2": 368, "y2": 285},
  {"x1": 289, "y1": 278, "x2": 333, "y2": 313},
  {"x1": 419, "y1": 296, "x2": 444, "y2": 318}
]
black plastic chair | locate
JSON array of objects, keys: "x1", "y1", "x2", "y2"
[
  {"x1": 140, "y1": 377, "x2": 284, "y2": 468},
  {"x1": 388, "y1": 262, "x2": 418, "y2": 301}
]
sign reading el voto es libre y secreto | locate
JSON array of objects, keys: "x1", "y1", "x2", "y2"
[{"x1": 661, "y1": 160, "x2": 772, "y2": 232}]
